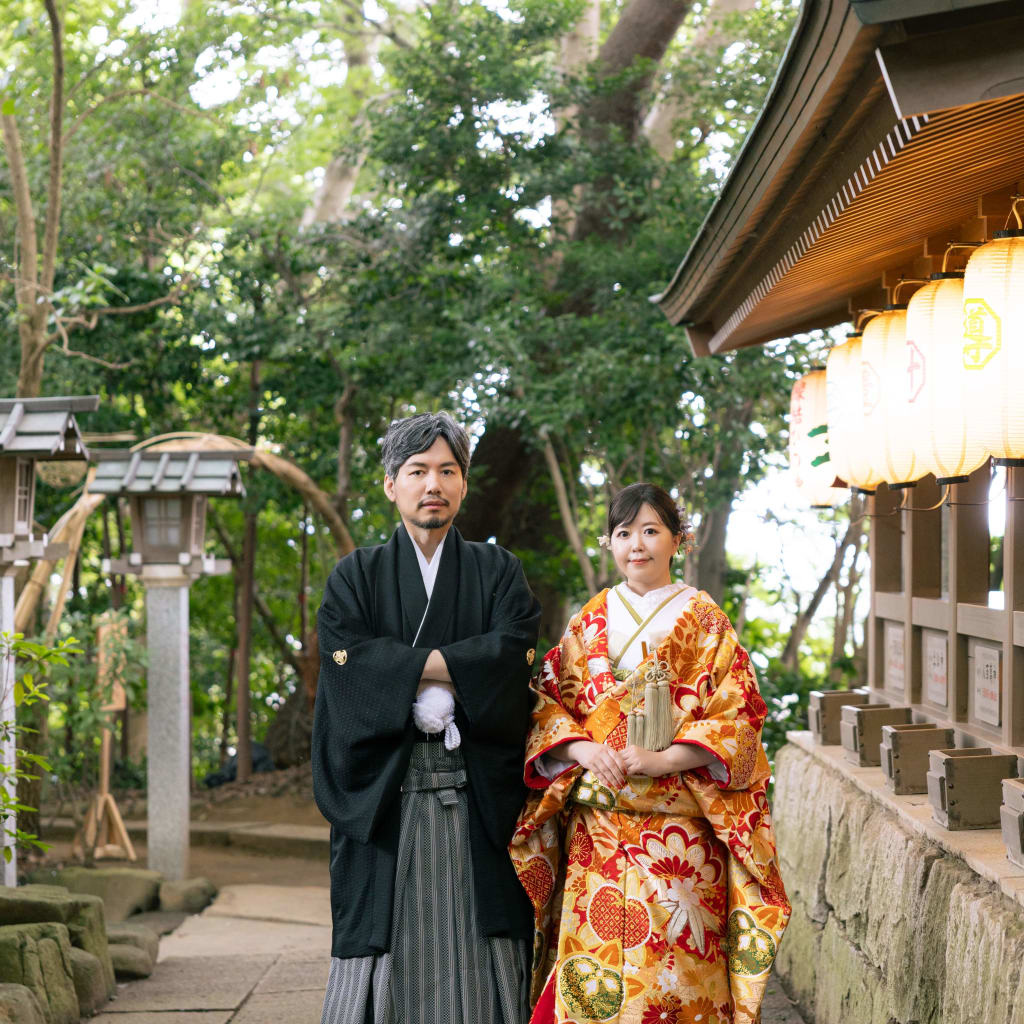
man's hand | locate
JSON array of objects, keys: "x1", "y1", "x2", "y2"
[
  {"x1": 420, "y1": 649, "x2": 452, "y2": 685},
  {"x1": 556, "y1": 740, "x2": 626, "y2": 791}
]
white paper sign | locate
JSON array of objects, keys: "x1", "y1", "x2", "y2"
[
  {"x1": 973, "y1": 645, "x2": 1001, "y2": 727},
  {"x1": 924, "y1": 633, "x2": 947, "y2": 707},
  {"x1": 885, "y1": 623, "x2": 905, "y2": 693}
]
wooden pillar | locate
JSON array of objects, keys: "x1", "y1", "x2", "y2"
[
  {"x1": 1004, "y1": 467, "x2": 1024, "y2": 746},
  {"x1": 949, "y1": 464, "x2": 990, "y2": 723},
  {"x1": 869, "y1": 484, "x2": 902, "y2": 693},
  {"x1": 902, "y1": 476, "x2": 943, "y2": 706}
]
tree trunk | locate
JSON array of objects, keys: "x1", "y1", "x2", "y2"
[
  {"x1": 643, "y1": 0, "x2": 758, "y2": 159},
  {"x1": 781, "y1": 503, "x2": 864, "y2": 671},
  {"x1": 234, "y1": 362, "x2": 261, "y2": 784},
  {"x1": 694, "y1": 502, "x2": 730, "y2": 605}
]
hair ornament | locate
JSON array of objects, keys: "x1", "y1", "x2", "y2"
[
  {"x1": 597, "y1": 534, "x2": 611, "y2": 549},
  {"x1": 676, "y1": 501, "x2": 696, "y2": 555}
]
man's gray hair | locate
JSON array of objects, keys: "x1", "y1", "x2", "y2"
[{"x1": 381, "y1": 412, "x2": 471, "y2": 479}]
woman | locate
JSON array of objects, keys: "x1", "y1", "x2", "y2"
[{"x1": 510, "y1": 483, "x2": 788, "y2": 1024}]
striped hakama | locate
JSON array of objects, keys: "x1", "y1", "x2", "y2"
[{"x1": 320, "y1": 741, "x2": 530, "y2": 1024}]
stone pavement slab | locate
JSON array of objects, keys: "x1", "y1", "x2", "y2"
[
  {"x1": 201, "y1": 885, "x2": 331, "y2": 927},
  {"x1": 158, "y1": 915, "x2": 329, "y2": 961},
  {"x1": 92, "y1": 1014, "x2": 231, "y2": 1023},
  {"x1": 229, "y1": 990, "x2": 324, "y2": 1023},
  {"x1": 251, "y1": 958, "x2": 327, "y2": 994},
  {"x1": 103, "y1": 956, "x2": 273, "y2": 1012}
]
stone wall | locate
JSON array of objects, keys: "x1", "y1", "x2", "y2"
[{"x1": 773, "y1": 740, "x2": 1024, "y2": 1024}]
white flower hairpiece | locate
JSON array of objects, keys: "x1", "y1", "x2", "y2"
[{"x1": 597, "y1": 534, "x2": 611, "y2": 549}]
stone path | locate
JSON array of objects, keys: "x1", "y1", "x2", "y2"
[{"x1": 88, "y1": 882, "x2": 807, "y2": 1023}]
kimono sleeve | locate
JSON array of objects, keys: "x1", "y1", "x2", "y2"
[
  {"x1": 437, "y1": 553, "x2": 540, "y2": 745},
  {"x1": 311, "y1": 557, "x2": 429, "y2": 843},
  {"x1": 522, "y1": 632, "x2": 591, "y2": 790},
  {"x1": 673, "y1": 595, "x2": 768, "y2": 791}
]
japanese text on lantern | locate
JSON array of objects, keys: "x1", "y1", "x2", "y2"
[
  {"x1": 962, "y1": 299, "x2": 1001, "y2": 370},
  {"x1": 972, "y1": 644, "x2": 1001, "y2": 727},
  {"x1": 923, "y1": 631, "x2": 947, "y2": 707}
]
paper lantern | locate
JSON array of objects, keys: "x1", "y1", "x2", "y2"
[
  {"x1": 826, "y1": 334, "x2": 881, "y2": 492},
  {"x1": 789, "y1": 369, "x2": 848, "y2": 507},
  {"x1": 961, "y1": 229, "x2": 1024, "y2": 464},
  {"x1": 860, "y1": 306, "x2": 923, "y2": 487},
  {"x1": 905, "y1": 273, "x2": 988, "y2": 483}
]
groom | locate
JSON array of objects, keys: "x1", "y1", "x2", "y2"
[{"x1": 313, "y1": 411, "x2": 541, "y2": 1024}]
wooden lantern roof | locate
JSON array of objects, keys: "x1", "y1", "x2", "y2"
[
  {"x1": 655, "y1": 0, "x2": 1024, "y2": 355},
  {"x1": 89, "y1": 450, "x2": 248, "y2": 496},
  {"x1": 0, "y1": 396, "x2": 99, "y2": 461}
]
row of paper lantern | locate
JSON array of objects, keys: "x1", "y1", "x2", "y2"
[{"x1": 790, "y1": 228, "x2": 1024, "y2": 507}]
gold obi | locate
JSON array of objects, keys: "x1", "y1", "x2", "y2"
[{"x1": 570, "y1": 769, "x2": 703, "y2": 817}]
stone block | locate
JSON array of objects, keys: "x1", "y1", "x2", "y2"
[
  {"x1": 0, "y1": 883, "x2": 114, "y2": 996},
  {"x1": 31, "y1": 867, "x2": 161, "y2": 923},
  {"x1": 106, "y1": 922, "x2": 159, "y2": 965},
  {"x1": 770, "y1": 896, "x2": 820, "y2": 1017},
  {"x1": 927, "y1": 747, "x2": 1018, "y2": 829},
  {"x1": 942, "y1": 879, "x2": 1024, "y2": 1023},
  {"x1": 0, "y1": 922, "x2": 80, "y2": 1024},
  {"x1": 0, "y1": 984, "x2": 46, "y2": 1024},
  {"x1": 160, "y1": 877, "x2": 217, "y2": 915},
  {"x1": 69, "y1": 947, "x2": 109, "y2": 1017},
  {"x1": 808, "y1": 688, "x2": 869, "y2": 745},
  {"x1": 126, "y1": 909, "x2": 187, "y2": 935},
  {"x1": 108, "y1": 942, "x2": 153, "y2": 980}
]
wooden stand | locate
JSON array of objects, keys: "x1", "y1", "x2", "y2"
[
  {"x1": 927, "y1": 748, "x2": 1019, "y2": 830},
  {"x1": 1000, "y1": 778, "x2": 1024, "y2": 868},
  {"x1": 72, "y1": 664, "x2": 136, "y2": 862},
  {"x1": 880, "y1": 724, "x2": 955, "y2": 795},
  {"x1": 808, "y1": 688, "x2": 869, "y2": 745},
  {"x1": 840, "y1": 704, "x2": 912, "y2": 767}
]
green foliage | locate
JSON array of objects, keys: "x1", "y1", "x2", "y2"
[
  {"x1": 2, "y1": 0, "x2": 831, "y2": 770},
  {"x1": 43, "y1": 611, "x2": 146, "y2": 792},
  {"x1": 0, "y1": 631, "x2": 82, "y2": 858}
]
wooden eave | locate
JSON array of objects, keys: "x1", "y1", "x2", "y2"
[
  {"x1": 655, "y1": 0, "x2": 1024, "y2": 355},
  {"x1": 0, "y1": 396, "x2": 98, "y2": 461},
  {"x1": 90, "y1": 450, "x2": 248, "y2": 496}
]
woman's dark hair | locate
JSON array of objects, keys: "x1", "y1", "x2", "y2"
[{"x1": 607, "y1": 482, "x2": 690, "y2": 538}]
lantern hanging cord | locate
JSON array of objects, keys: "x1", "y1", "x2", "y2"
[
  {"x1": 941, "y1": 242, "x2": 982, "y2": 273},
  {"x1": 1005, "y1": 195, "x2": 1023, "y2": 231},
  {"x1": 854, "y1": 309, "x2": 881, "y2": 331},
  {"x1": 892, "y1": 278, "x2": 927, "y2": 303}
]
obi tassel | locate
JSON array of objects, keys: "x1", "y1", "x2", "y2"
[
  {"x1": 641, "y1": 657, "x2": 674, "y2": 752},
  {"x1": 626, "y1": 708, "x2": 646, "y2": 748}
]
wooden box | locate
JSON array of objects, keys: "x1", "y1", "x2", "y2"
[
  {"x1": 880, "y1": 724, "x2": 956, "y2": 795},
  {"x1": 808, "y1": 688, "x2": 870, "y2": 745},
  {"x1": 1001, "y1": 778, "x2": 1024, "y2": 869},
  {"x1": 840, "y1": 704, "x2": 911, "y2": 767},
  {"x1": 927, "y1": 748, "x2": 1019, "y2": 830}
]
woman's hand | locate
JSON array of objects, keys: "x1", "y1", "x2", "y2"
[
  {"x1": 558, "y1": 740, "x2": 626, "y2": 791},
  {"x1": 621, "y1": 742, "x2": 718, "y2": 777}
]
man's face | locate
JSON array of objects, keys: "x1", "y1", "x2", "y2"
[{"x1": 384, "y1": 436, "x2": 468, "y2": 531}]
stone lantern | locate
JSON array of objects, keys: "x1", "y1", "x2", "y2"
[
  {"x1": 0, "y1": 396, "x2": 98, "y2": 885},
  {"x1": 90, "y1": 449, "x2": 249, "y2": 880}
]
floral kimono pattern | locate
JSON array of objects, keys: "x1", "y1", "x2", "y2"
[{"x1": 509, "y1": 589, "x2": 789, "y2": 1024}]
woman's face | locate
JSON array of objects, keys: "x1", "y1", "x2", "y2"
[{"x1": 610, "y1": 503, "x2": 681, "y2": 595}]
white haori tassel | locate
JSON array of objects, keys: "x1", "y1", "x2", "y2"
[{"x1": 412, "y1": 683, "x2": 461, "y2": 749}]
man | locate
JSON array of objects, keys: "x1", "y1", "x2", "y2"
[{"x1": 313, "y1": 412, "x2": 541, "y2": 1024}]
